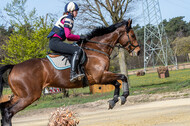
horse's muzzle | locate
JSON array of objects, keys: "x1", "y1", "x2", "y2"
[
  {"x1": 130, "y1": 50, "x2": 140, "y2": 56},
  {"x1": 137, "y1": 50, "x2": 140, "y2": 56}
]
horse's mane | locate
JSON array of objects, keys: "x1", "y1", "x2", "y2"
[{"x1": 86, "y1": 20, "x2": 128, "y2": 40}]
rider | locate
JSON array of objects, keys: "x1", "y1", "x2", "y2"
[{"x1": 47, "y1": 2, "x2": 86, "y2": 82}]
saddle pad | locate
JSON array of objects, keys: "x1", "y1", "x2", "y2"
[{"x1": 47, "y1": 55, "x2": 71, "y2": 70}]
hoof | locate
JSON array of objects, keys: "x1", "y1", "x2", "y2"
[
  {"x1": 108, "y1": 100, "x2": 115, "y2": 109},
  {"x1": 1, "y1": 120, "x2": 12, "y2": 126},
  {"x1": 120, "y1": 96, "x2": 126, "y2": 105}
]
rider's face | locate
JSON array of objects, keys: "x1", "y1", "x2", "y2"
[{"x1": 73, "y1": 10, "x2": 78, "y2": 17}]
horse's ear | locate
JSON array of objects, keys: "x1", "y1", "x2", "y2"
[
  {"x1": 127, "y1": 18, "x2": 132, "y2": 27},
  {"x1": 126, "y1": 21, "x2": 128, "y2": 27}
]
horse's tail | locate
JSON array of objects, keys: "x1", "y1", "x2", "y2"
[{"x1": 0, "y1": 65, "x2": 14, "y2": 97}]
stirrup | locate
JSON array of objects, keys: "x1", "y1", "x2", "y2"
[
  {"x1": 77, "y1": 73, "x2": 85, "y2": 81},
  {"x1": 70, "y1": 76, "x2": 78, "y2": 83},
  {"x1": 70, "y1": 73, "x2": 85, "y2": 82}
]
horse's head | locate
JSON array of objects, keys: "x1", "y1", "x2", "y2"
[{"x1": 118, "y1": 19, "x2": 140, "y2": 56}]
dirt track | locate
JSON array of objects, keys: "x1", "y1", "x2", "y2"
[{"x1": 12, "y1": 97, "x2": 190, "y2": 126}]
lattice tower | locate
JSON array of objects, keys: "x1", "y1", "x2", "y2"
[{"x1": 142, "y1": 0, "x2": 177, "y2": 71}]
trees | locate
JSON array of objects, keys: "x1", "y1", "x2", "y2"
[
  {"x1": 77, "y1": 0, "x2": 136, "y2": 28},
  {"x1": 164, "y1": 16, "x2": 189, "y2": 40},
  {"x1": 172, "y1": 36, "x2": 190, "y2": 56},
  {"x1": 0, "y1": 25, "x2": 13, "y2": 62},
  {"x1": 1, "y1": 0, "x2": 54, "y2": 64},
  {"x1": 1, "y1": 19, "x2": 51, "y2": 64},
  {"x1": 4, "y1": 0, "x2": 37, "y2": 27},
  {"x1": 163, "y1": 17, "x2": 190, "y2": 63}
]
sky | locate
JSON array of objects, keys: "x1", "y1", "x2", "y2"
[{"x1": 0, "y1": 0, "x2": 190, "y2": 27}]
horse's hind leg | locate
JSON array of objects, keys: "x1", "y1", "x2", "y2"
[
  {"x1": 1, "y1": 102, "x2": 12, "y2": 126},
  {"x1": 1, "y1": 80, "x2": 42, "y2": 126},
  {"x1": 1, "y1": 94, "x2": 41, "y2": 126},
  {"x1": 1, "y1": 97, "x2": 19, "y2": 126}
]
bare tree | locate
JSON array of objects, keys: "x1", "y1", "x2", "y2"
[
  {"x1": 4, "y1": 0, "x2": 37, "y2": 26},
  {"x1": 76, "y1": 0, "x2": 136, "y2": 29},
  {"x1": 74, "y1": 0, "x2": 138, "y2": 77}
]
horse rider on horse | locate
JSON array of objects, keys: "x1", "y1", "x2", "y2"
[{"x1": 47, "y1": 2, "x2": 86, "y2": 82}]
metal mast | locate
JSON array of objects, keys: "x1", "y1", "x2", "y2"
[{"x1": 142, "y1": 0, "x2": 177, "y2": 71}]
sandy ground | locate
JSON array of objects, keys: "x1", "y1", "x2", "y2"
[
  {"x1": 11, "y1": 92, "x2": 190, "y2": 126},
  {"x1": 79, "y1": 98, "x2": 190, "y2": 126}
]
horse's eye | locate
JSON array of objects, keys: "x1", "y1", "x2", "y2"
[{"x1": 131, "y1": 35, "x2": 135, "y2": 38}]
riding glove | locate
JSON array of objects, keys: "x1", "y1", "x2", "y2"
[{"x1": 79, "y1": 35, "x2": 87, "y2": 43}]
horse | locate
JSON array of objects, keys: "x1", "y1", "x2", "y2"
[{"x1": 0, "y1": 19, "x2": 140, "y2": 126}]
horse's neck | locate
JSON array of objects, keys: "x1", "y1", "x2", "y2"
[{"x1": 87, "y1": 30, "x2": 121, "y2": 56}]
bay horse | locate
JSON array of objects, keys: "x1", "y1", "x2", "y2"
[{"x1": 0, "y1": 19, "x2": 140, "y2": 126}]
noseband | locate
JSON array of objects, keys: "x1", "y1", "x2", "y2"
[{"x1": 122, "y1": 33, "x2": 140, "y2": 53}]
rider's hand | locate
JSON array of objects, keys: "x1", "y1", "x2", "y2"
[{"x1": 79, "y1": 35, "x2": 87, "y2": 43}]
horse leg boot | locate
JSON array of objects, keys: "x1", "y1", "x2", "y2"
[
  {"x1": 120, "y1": 75, "x2": 129, "y2": 105},
  {"x1": 70, "y1": 50, "x2": 85, "y2": 82},
  {"x1": 108, "y1": 81, "x2": 120, "y2": 109},
  {"x1": 100, "y1": 71, "x2": 129, "y2": 106}
]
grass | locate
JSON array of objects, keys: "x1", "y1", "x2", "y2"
[
  {"x1": 26, "y1": 91, "x2": 113, "y2": 110},
  {"x1": 130, "y1": 68, "x2": 190, "y2": 94},
  {"x1": 2, "y1": 68, "x2": 190, "y2": 110}
]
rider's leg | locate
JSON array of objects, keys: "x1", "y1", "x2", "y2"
[
  {"x1": 49, "y1": 38, "x2": 85, "y2": 82},
  {"x1": 70, "y1": 49, "x2": 85, "y2": 82}
]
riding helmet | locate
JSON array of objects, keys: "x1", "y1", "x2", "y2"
[{"x1": 65, "y1": 2, "x2": 79, "y2": 13}]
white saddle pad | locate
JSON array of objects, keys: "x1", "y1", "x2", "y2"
[{"x1": 47, "y1": 55, "x2": 71, "y2": 70}]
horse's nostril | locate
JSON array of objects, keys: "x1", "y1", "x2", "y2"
[{"x1": 137, "y1": 51, "x2": 140, "y2": 56}]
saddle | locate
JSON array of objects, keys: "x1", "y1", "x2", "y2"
[
  {"x1": 47, "y1": 48, "x2": 88, "y2": 87},
  {"x1": 47, "y1": 48, "x2": 86, "y2": 68},
  {"x1": 47, "y1": 54, "x2": 71, "y2": 70}
]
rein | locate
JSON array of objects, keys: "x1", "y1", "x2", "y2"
[
  {"x1": 83, "y1": 39, "x2": 124, "y2": 59},
  {"x1": 86, "y1": 39, "x2": 124, "y2": 49},
  {"x1": 82, "y1": 33, "x2": 139, "y2": 59}
]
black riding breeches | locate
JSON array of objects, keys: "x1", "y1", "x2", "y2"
[{"x1": 49, "y1": 37, "x2": 80, "y2": 56}]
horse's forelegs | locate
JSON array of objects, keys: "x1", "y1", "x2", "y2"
[
  {"x1": 118, "y1": 74, "x2": 129, "y2": 105},
  {"x1": 101, "y1": 71, "x2": 129, "y2": 108},
  {"x1": 108, "y1": 81, "x2": 120, "y2": 109},
  {"x1": 101, "y1": 72, "x2": 124, "y2": 109}
]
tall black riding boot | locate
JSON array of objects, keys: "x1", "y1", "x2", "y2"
[{"x1": 70, "y1": 51, "x2": 85, "y2": 82}]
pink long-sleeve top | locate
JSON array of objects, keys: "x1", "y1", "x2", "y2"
[{"x1": 52, "y1": 19, "x2": 80, "y2": 41}]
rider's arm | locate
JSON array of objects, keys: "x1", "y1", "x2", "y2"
[
  {"x1": 61, "y1": 17, "x2": 80, "y2": 41},
  {"x1": 64, "y1": 27, "x2": 80, "y2": 41}
]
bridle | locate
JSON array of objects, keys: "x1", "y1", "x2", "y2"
[
  {"x1": 82, "y1": 28, "x2": 140, "y2": 59},
  {"x1": 122, "y1": 33, "x2": 140, "y2": 53}
]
